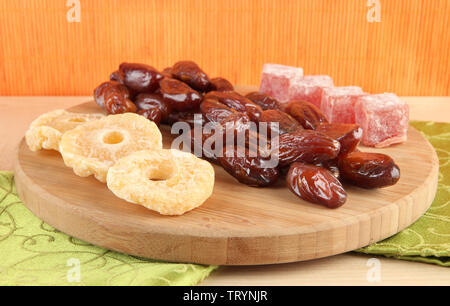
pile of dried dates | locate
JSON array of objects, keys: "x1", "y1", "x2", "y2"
[{"x1": 94, "y1": 61, "x2": 400, "y2": 209}]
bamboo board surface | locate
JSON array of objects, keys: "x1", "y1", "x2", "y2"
[{"x1": 13, "y1": 93, "x2": 439, "y2": 265}]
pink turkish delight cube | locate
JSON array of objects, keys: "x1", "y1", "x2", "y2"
[
  {"x1": 259, "y1": 63, "x2": 303, "y2": 103},
  {"x1": 288, "y1": 75, "x2": 334, "y2": 108},
  {"x1": 321, "y1": 86, "x2": 365, "y2": 124},
  {"x1": 355, "y1": 93, "x2": 409, "y2": 148}
]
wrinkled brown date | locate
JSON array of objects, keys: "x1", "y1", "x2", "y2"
[
  {"x1": 315, "y1": 123, "x2": 362, "y2": 155},
  {"x1": 119, "y1": 62, "x2": 163, "y2": 94},
  {"x1": 338, "y1": 152, "x2": 400, "y2": 188},
  {"x1": 135, "y1": 93, "x2": 172, "y2": 122},
  {"x1": 287, "y1": 162, "x2": 347, "y2": 208},
  {"x1": 167, "y1": 109, "x2": 205, "y2": 128},
  {"x1": 218, "y1": 145, "x2": 280, "y2": 187},
  {"x1": 94, "y1": 81, "x2": 129, "y2": 108},
  {"x1": 284, "y1": 101, "x2": 328, "y2": 130},
  {"x1": 159, "y1": 78, "x2": 202, "y2": 111},
  {"x1": 204, "y1": 91, "x2": 262, "y2": 122},
  {"x1": 137, "y1": 108, "x2": 162, "y2": 125},
  {"x1": 188, "y1": 129, "x2": 219, "y2": 163},
  {"x1": 171, "y1": 61, "x2": 211, "y2": 92},
  {"x1": 220, "y1": 113, "x2": 266, "y2": 151},
  {"x1": 161, "y1": 67, "x2": 173, "y2": 78},
  {"x1": 245, "y1": 92, "x2": 282, "y2": 111},
  {"x1": 272, "y1": 130, "x2": 341, "y2": 167},
  {"x1": 208, "y1": 77, "x2": 234, "y2": 92},
  {"x1": 109, "y1": 70, "x2": 124, "y2": 84},
  {"x1": 314, "y1": 159, "x2": 340, "y2": 180},
  {"x1": 259, "y1": 109, "x2": 303, "y2": 138},
  {"x1": 200, "y1": 98, "x2": 237, "y2": 123},
  {"x1": 94, "y1": 81, "x2": 136, "y2": 114}
]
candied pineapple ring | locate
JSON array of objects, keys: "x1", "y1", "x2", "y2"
[
  {"x1": 107, "y1": 149, "x2": 215, "y2": 216},
  {"x1": 59, "y1": 113, "x2": 162, "y2": 182},
  {"x1": 25, "y1": 109, "x2": 105, "y2": 151}
]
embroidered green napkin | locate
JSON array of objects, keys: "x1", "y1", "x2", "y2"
[
  {"x1": 356, "y1": 121, "x2": 450, "y2": 266},
  {"x1": 0, "y1": 171, "x2": 216, "y2": 285}
]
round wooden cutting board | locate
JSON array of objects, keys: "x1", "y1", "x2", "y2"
[{"x1": 14, "y1": 89, "x2": 439, "y2": 265}]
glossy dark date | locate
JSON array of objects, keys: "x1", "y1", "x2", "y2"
[
  {"x1": 93, "y1": 81, "x2": 136, "y2": 114},
  {"x1": 245, "y1": 92, "x2": 282, "y2": 110},
  {"x1": 338, "y1": 152, "x2": 400, "y2": 188},
  {"x1": 137, "y1": 108, "x2": 162, "y2": 125},
  {"x1": 272, "y1": 130, "x2": 341, "y2": 167},
  {"x1": 203, "y1": 91, "x2": 262, "y2": 122},
  {"x1": 218, "y1": 145, "x2": 280, "y2": 187},
  {"x1": 258, "y1": 109, "x2": 303, "y2": 138},
  {"x1": 287, "y1": 162, "x2": 347, "y2": 208},
  {"x1": 200, "y1": 98, "x2": 237, "y2": 123},
  {"x1": 171, "y1": 61, "x2": 211, "y2": 92},
  {"x1": 284, "y1": 100, "x2": 328, "y2": 130},
  {"x1": 135, "y1": 93, "x2": 172, "y2": 122},
  {"x1": 119, "y1": 62, "x2": 163, "y2": 94},
  {"x1": 208, "y1": 77, "x2": 234, "y2": 92},
  {"x1": 160, "y1": 78, "x2": 202, "y2": 111},
  {"x1": 315, "y1": 123, "x2": 362, "y2": 155}
]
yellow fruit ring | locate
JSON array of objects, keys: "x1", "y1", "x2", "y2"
[
  {"x1": 107, "y1": 149, "x2": 215, "y2": 215},
  {"x1": 59, "y1": 113, "x2": 162, "y2": 182},
  {"x1": 25, "y1": 109, "x2": 105, "y2": 151}
]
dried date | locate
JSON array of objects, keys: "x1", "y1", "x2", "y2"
[
  {"x1": 200, "y1": 98, "x2": 237, "y2": 123},
  {"x1": 135, "y1": 93, "x2": 172, "y2": 122},
  {"x1": 109, "y1": 70, "x2": 124, "y2": 84},
  {"x1": 167, "y1": 110, "x2": 205, "y2": 128},
  {"x1": 204, "y1": 91, "x2": 262, "y2": 122},
  {"x1": 338, "y1": 152, "x2": 400, "y2": 188},
  {"x1": 272, "y1": 130, "x2": 341, "y2": 167},
  {"x1": 315, "y1": 123, "x2": 362, "y2": 155},
  {"x1": 160, "y1": 78, "x2": 202, "y2": 111},
  {"x1": 287, "y1": 162, "x2": 347, "y2": 208},
  {"x1": 171, "y1": 61, "x2": 211, "y2": 92},
  {"x1": 245, "y1": 92, "x2": 282, "y2": 110},
  {"x1": 208, "y1": 77, "x2": 234, "y2": 92},
  {"x1": 94, "y1": 81, "x2": 136, "y2": 114},
  {"x1": 259, "y1": 109, "x2": 303, "y2": 138},
  {"x1": 119, "y1": 62, "x2": 163, "y2": 94},
  {"x1": 137, "y1": 108, "x2": 162, "y2": 125},
  {"x1": 218, "y1": 145, "x2": 280, "y2": 187},
  {"x1": 284, "y1": 100, "x2": 328, "y2": 130}
]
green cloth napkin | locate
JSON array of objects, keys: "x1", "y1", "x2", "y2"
[
  {"x1": 356, "y1": 121, "x2": 450, "y2": 266},
  {"x1": 0, "y1": 172, "x2": 216, "y2": 285}
]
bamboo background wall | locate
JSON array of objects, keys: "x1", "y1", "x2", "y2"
[{"x1": 0, "y1": 0, "x2": 448, "y2": 96}]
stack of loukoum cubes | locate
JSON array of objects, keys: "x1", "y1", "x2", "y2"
[{"x1": 259, "y1": 63, "x2": 409, "y2": 148}]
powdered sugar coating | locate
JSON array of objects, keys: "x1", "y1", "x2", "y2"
[
  {"x1": 355, "y1": 93, "x2": 409, "y2": 147},
  {"x1": 320, "y1": 86, "x2": 365, "y2": 124},
  {"x1": 288, "y1": 75, "x2": 334, "y2": 108},
  {"x1": 259, "y1": 64, "x2": 304, "y2": 103}
]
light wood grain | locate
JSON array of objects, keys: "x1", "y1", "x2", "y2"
[
  {"x1": 13, "y1": 100, "x2": 439, "y2": 265},
  {"x1": 0, "y1": 0, "x2": 449, "y2": 96},
  {"x1": 201, "y1": 253, "x2": 450, "y2": 286},
  {"x1": 0, "y1": 94, "x2": 448, "y2": 284}
]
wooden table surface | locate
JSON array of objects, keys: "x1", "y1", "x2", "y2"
[{"x1": 1, "y1": 95, "x2": 449, "y2": 286}]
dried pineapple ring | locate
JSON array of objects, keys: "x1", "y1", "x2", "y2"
[
  {"x1": 107, "y1": 149, "x2": 215, "y2": 215},
  {"x1": 60, "y1": 113, "x2": 162, "y2": 182},
  {"x1": 25, "y1": 109, "x2": 105, "y2": 151}
]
